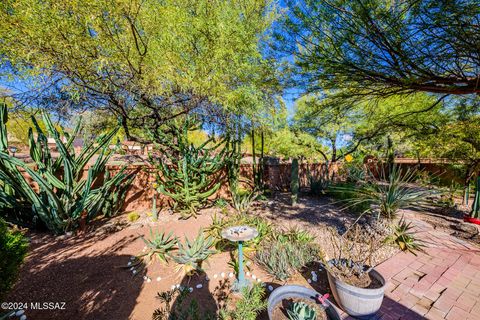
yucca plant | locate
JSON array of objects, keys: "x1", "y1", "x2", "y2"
[
  {"x1": 0, "y1": 103, "x2": 133, "y2": 234},
  {"x1": 341, "y1": 165, "x2": 433, "y2": 219},
  {"x1": 173, "y1": 231, "x2": 216, "y2": 276},
  {"x1": 386, "y1": 216, "x2": 425, "y2": 255},
  {"x1": 141, "y1": 228, "x2": 178, "y2": 264},
  {"x1": 287, "y1": 302, "x2": 317, "y2": 320}
]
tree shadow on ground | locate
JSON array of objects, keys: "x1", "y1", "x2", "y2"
[
  {"x1": 154, "y1": 272, "x2": 229, "y2": 319},
  {"x1": 6, "y1": 252, "x2": 146, "y2": 320},
  {"x1": 253, "y1": 193, "x2": 357, "y2": 233}
]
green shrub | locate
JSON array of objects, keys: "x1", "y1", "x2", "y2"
[
  {"x1": 127, "y1": 212, "x2": 141, "y2": 222},
  {"x1": 255, "y1": 238, "x2": 320, "y2": 281},
  {"x1": 0, "y1": 218, "x2": 28, "y2": 300},
  {"x1": 219, "y1": 283, "x2": 266, "y2": 320}
]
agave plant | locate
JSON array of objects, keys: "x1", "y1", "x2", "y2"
[
  {"x1": 0, "y1": 103, "x2": 133, "y2": 233},
  {"x1": 173, "y1": 231, "x2": 216, "y2": 276},
  {"x1": 141, "y1": 228, "x2": 178, "y2": 263},
  {"x1": 231, "y1": 188, "x2": 259, "y2": 214},
  {"x1": 386, "y1": 216, "x2": 424, "y2": 255},
  {"x1": 342, "y1": 165, "x2": 433, "y2": 219},
  {"x1": 287, "y1": 302, "x2": 317, "y2": 320}
]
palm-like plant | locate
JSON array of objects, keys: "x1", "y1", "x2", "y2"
[
  {"x1": 343, "y1": 165, "x2": 433, "y2": 219},
  {"x1": 141, "y1": 228, "x2": 178, "y2": 263},
  {"x1": 173, "y1": 231, "x2": 216, "y2": 276}
]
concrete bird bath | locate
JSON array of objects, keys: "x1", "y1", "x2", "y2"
[{"x1": 221, "y1": 225, "x2": 258, "y2": 292}]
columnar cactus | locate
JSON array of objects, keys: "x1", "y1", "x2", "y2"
[
  {"x1": 471, "y1": 176, "x2": 480, "y2": 218},
  {"x1": 291, "y1": 158, "x2": 299, "y2": 205}
]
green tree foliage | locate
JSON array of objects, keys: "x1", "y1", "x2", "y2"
[
  {"x1": 278, "y1": 0, "x2": 480, "y2": 97},
  {"x1": 0, "y1": 0, "x2": 278, "y2": 139},
  {"x1": 0, "y1": 218, "x2": 28, "y2": 301}
]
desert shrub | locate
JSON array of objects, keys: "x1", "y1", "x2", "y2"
[
  {"x1": 0, "y1": 218, "x2": 28, "y2": 300},
  {"x1": 219, "y1": 283, "x2": 266, "y2": 320},
  {"x1": 255, "y1": 236, "x2": 320, "y2": 281}
]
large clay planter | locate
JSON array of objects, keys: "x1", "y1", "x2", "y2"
[
  {"x1": 326, "y1": 265, "x2": 386, "y2": 319},
  {"x1": 267, "y1": 285, "x2": 342, "y2": 320}
]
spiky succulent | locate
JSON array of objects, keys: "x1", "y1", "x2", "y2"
[
  {"x1": 386, "y1": 216, "x2": 424, "y2": 255},
  {"x1": 141, "y1": 228, "x2": 178, "y2": 263},
  {"x1": 173, "y1": 231, "x2": 216, "y2": 276},
  {"x1": 287, "y1": 302, "x2": 317, "y2": 320}
]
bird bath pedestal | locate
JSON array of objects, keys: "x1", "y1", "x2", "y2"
[{"x1": 221, "y1": 226, "x2": 258, "y2": 293}]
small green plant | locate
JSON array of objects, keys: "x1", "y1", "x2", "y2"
[
  {"x1": 287, "y1": 302, "x2": 317, "y2": 320},
  {"x1": 152, "y1": 287, "x2": 215, "y2": 320},
  {"x1": 141, "y1": 228, "x2": 178, "y2": 264},
  {"x1": 173, "y1": 231, "x2": 216, "y2": 276},
  {"x1": 255, "y1": 238, "x2": 320, "y2": 281},
  {"x1": 231, "y1": 189, "x2": 259, "y2": 214},
  {"x1": 386, "y1": 217, "x2": 424, "y2": 255},
  {"x1": 215, "y1": 198, "x2": 229, "y2": 208},
  {"x1": 219, "y1": 283, "x2": 266, "y2": 320},
  {"x1": 127, "y1": 212, "x2": 141, "y2": 222},
  {"x1": 0, "y1": 218, "x2": 28, "y2": 300},
  {"x1": 273, "y1": 226, "x2": 315, "y2": 245}
]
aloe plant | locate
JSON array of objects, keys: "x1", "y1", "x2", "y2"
[
  {"x1": 150, "y1": 117, "x2": 229, "y2": 219},
  {"x1": 0, "y1": 103, "x2": 134, "y2": 234},
  {"x1": 141, "y1": 228, "x2": 178, "y2": 263},
  {"x1": 287, "y1": 302, "x2": 317, "y2": 320},
  {"x1": 173, "y1": 231, "x2": 216, "y2": 276}
]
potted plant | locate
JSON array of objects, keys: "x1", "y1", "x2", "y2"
[
  {"x1": 323, "y1": 223, "x2": 392, "y2": 319},
  {"x1": 267, "y1": 285, "x2": 341, "y2": 320}
]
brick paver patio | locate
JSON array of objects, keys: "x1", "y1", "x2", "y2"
[{"x1": 370, "y1": 211, "x2": 480, "y2": 320}]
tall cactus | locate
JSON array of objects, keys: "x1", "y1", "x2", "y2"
[
  {"x1": 291, "y1": 158, "x2": 299, "y2": 205},
  {"x1": 0, "y1": 103, "x2": 134, "y2": 233},
  {"x1": 150, "y1": 117, "x2": 229, "y2": 219},
  {"x1": 471, "y1": 176, "x2": 480, "y2": 218}
]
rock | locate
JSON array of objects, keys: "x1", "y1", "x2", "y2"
[
  {"x1": 268, "y1": 285, "x2": 274, "y2": 292},
  {"x1": 205, "y1": 276, "x2": 209, "y2": 281},
  {"x1": 228, "y1": 272, "x2": 234, "y2": 278},
  {"x1": 257, "y1": 279, "x2": 261, "y2": 282},
  {"x1": 171, "y1": 285, "x2": 176, "y2": 290},
  {"x1": 246, "y1": 272, "x2": 250, "y2": 276},
  {"x1": 189, "y1": 287, "x2": 193, "y2": 292},
  {"x1": 15, "y1": 310, "x2": 25, "y2": 316},
  {"x1": 129, "y1": 267, "x2": 134, "y2": 271},
  {"x1": 307, "y1": 279, "x2": 312, "y2": 284},
  {"x1": 132, "y1": 270, "x2": 137, "y2": 275},
  {"x1": 196, "y1": 284, "x2": 203, "y2": 289},
  {"x1": 454, "y1": 222, "x2": 479, "y2": 235},
  {"x1": 176, "y1": 284, "x2": 180, "y2": 288},
  {"x1": 130, "y1": 256, "x2": 136, "y2": 261},
  {"x1": 252, "y1": 275, "x2": 256, "y2": 280},
  {"x1": 221, "y1": 272, "x2": 225, "y2": 278},
  {"x1": 213, "y1": 274, "x2": 218, "y2": 279},
  {"x1": 156, "y1": 277, "x2": 162, "y2": 281},
  {"x1": 127, "y1": 262, "x2": 132, "y2": 266},
  {"x1": 20, "y1": 316, "x2": 27, "y2": 320},
  {"x1": 143, "y1": 276, "x2": 148, "y2": 280}
]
